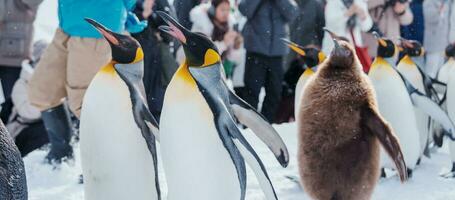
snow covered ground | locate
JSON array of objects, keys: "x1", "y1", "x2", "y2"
[
  {"x1": 26, "y1": 2, "x2": 455, "y2": 200},
  {"x1": 25, "y1": 123, "x2": 455, "y2": 200}
]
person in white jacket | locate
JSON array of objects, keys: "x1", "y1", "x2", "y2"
[
  {"x1": 176, "y1": 0, "x2": 246, "y2": 92},
  {"x1": 322, "y1": 0, "x2": 373, "y2": 55},
  {"x1": 7, "y1": 40, "x2": 50, "y2": 157}
]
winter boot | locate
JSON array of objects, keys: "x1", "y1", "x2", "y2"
[{"x1": 42, "y1": 104, "x2": 73, "y2": 163}]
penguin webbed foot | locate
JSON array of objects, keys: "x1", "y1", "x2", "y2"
[
  {"x1": 433, "y1": 131, "x2": 445, "y2": 147},
  {"x1": 440, "y1": 163, "x2": 455, "y2": 178},
  {"x1": 407, "y1": 168, "x2": 413, "y2": 178}
]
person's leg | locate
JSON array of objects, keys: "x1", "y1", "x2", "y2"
[
  {"x1": 261, "y1": 56, "x2": 284, "y2": 123},
  {"x1": 66, "y1": 37, "x2": 110, "y2": 118},
  {"x1": 15, "y1": 122, "x2": 49, "y2": 157},
  {"x1": 0, "y1": 66, "x2": 22, "y2": 122},
  {"x1": 243, "y1": 52, "x2": 267, "y2": 110},
  {"x1": 28, "y1": 29, "x2": 72, "y2": 163}
]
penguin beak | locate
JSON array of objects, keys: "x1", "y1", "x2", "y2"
[
  {"x1": 324, "y1": 28, "x2": 340, "y2": 49},
  {"x1": 85, "y1": 18, "x2": 120, "y2": 46},
  {"x1": 372, "y1": 32, "x2": 387, "y2": 47},
  {"x1": 157, "y1": 11, "x2": 188, "y2": 44},
  {"x1": 281, "y1": 38, "x2": 306, "y2": 56}
]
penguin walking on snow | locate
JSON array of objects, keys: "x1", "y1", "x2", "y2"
[
  {"x1": 0, "y1": 120, "x2": 27, "y2": 200},
  {"x1": 80, "y1": 19, "x2": 161, "y2": 200},
  {"x1": 397, "y1": 39, "x2": 434, "y2": 160},
  {"x1": 281, "y1": 39, "x2": 326, "y2": 120},
  {"x1": 298, "y1": 30, "x2": 407, "y2": 200},
  {"x1": 367, "y1": 34, "x2": 419, "y2": 177},
  {"x1": 442, "y1": 43, "x2": 455, "y2": 178},
  {"x1": 157, "y1": 12, "x2": 289, "y2": 200}
]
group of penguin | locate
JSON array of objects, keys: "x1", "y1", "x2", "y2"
[
  {"x1": 289, "y1": 29, "x2": 455, "y2": 182},
  {"x1": 1, "y1": 11, "x2": 455, "y2": 200}
]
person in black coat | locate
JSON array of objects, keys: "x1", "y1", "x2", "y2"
[
  {"x1": 239, "y1": 0, "x2": 298, "y2": 123},
  {"x1": 132, "y1": 0, "x2": 179, "y2": 120},
  {"x1": 173, "y1": 0, "x2": 201, "y2": 30},
  {"x1": 284, "y1": 0, "x2": 325, "y2": 71}
]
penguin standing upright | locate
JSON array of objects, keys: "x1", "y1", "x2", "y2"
[
  {"x1": 298, "y1": 30, "x2": 407, "y2": 200},
  {"x1": 368, "y1": 35, "x2": 420, "y2": 176},
  {"x1": 442, "y1": 43, "x2": 455, "y2": 177},
  {"x1": 281, "y1": 39, "x2": 326, "y2": 120},
  {"x1": 157, "y1": 12, "x2": 289, "y2": 200},
  {"x1": 397, "y1": 39, "x2": 432, "y2": 159},
  {"x1": 0, "y1": 120, "x2": 27, "y2": 200},
  {"x1": 80, "y1": 19, "x2": 161, "y2": 200}
]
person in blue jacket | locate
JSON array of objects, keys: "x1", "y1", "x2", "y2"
[{"x1": 28, "y1": 0, "x2": 146, "y2": 164}]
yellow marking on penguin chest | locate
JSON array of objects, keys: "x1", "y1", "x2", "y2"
[
  {"x1": 400, "y1": 55, "x2": 415, "y2": 67},
  {"x1": 370, "y1": 57, "x2": 394, "y2": 75},
  {"x1": 99, "y1": 62, "x2": 117, "y2": 76},
  {"x1": 175, "y1": 62, "x2": 197, "y2": 87},
  {"x1": 302, "y1": 68, "x2": 315, "y2": 79}
]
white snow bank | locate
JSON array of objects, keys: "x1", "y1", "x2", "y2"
[{"x1": 25, "y1": 123, "x2": 455, "y2": 200}]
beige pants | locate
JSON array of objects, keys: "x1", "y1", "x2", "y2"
[{"x1": 29, "y1": 29, "x2": 111, "y2": 118}]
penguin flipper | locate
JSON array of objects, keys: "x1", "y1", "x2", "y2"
[
  {"x1": 227, "y1": 89, "x2": 289, "y2": 167},
  {"x1": 409, "y1": 92, "x2": 455, "y2": 140},
  {"x1": 224, "y1": 120, "x2": 279, "y2": 200},
  {"x1": 361, "y1": 104, "x2": 408, "y2": 182},
  {"x1": 140, "y1": 102, "x2": 160, "y2": 142}
]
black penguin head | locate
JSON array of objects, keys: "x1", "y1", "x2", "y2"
[
  {"x1": 446, "y1": 43, "x2": 455, "y2": 58},
  {"x1": 281, "y1": 39, "x2": 326, "y2": 68},
  {"x1": 85, "y1": 18, "x2": 143, "y2": 64},
  {"x1": 373, "y1": 32, "x2": 396, "y2": 58},
  {"x1": 400, "y1": 39, "x2": 425, "y2": 57},
  {"x1": 324, "y1": 29, "x2": 355, "y2": 69},
  {"x1": 157, "y1": 11, "x2": 221, "y2": 67}
]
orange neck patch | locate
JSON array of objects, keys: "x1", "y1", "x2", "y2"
[
  {"x1": 175, "y1": 60, "x2": 197, "y2": 87},
  {"x1": 100, "y1": 62, "x2": 116, "y2": 75},
  {"x1": 401, "y1": 55, "x2": 414, "y2": 65}
]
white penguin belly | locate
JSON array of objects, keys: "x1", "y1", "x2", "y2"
[
  {"x1": 160, "y1": 79, "x2": 240, "y2": 200},
  {"x1": 80, "y1": 73, "x2": 157, "y2": 200},
  {"x1": 294, "y1": 71, "x2": 313, "y2": 120},
  {"x1": 369, "y1": 66, "x2": 420, "y2": 169},
  {"x1": 398, "y1": 64, "x2": 429, "y2": 156}
]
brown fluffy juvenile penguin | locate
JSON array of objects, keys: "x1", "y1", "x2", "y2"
[{"x1": 297, "y1": 30, "x2": 408, "y2": 200}]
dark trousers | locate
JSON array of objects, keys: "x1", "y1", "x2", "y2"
[
  {"x1": 0, "y1": 66, "x2": 21, "y2": 122},
  {"x1": 243, "y1": 52, "x2": 284, "y2": 123},
  {"x1": 15, "y1": 121, "x2": 49, "y2": 157}
]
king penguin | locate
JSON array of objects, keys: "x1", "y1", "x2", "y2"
[
  {"x1": 368, "y1": 35, "x2": 420, "y2": 176},
  {"x1": 443, "y1": 43, "x2": 455, "y2": 178},
  {"x1": 157, "y1": 12, "x2": 289, "y2": 200},
  {"x1": 298, "y1": 30, "x2": 407, "y2": 200},
  {"x1": 80, "y1": 19, "x2": 161, "y2": 200},
  {"x1": 281, "y1": 39, "x2": 326, "y2": 120},
  {"x1": 0, "y1": 120, "x2": 27, "y2": 200},
  {"x1": 397, "y1": 39, "x2": 434, "y2": 160}
]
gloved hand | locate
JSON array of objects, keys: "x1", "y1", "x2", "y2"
[{"x1": 125, "y1": 11, "x2": 148, "y2": 33}]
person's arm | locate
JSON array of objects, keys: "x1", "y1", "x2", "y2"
[
  {"x1": 238, "y1": 0, "x2": 263, "y2": 19},
  {"x1": 367, "y1": 0, "x2": 386, "y2": 10},
  {"x1": 274, "y1": 0, "x2": 299, "y2": 22},
  {"x1": 395, "y1": 3, "x2": 413, "y2": 25},
  {"x1": 124, "y1": 0, "x2": 138, "y2": 10},
  {"x1": 11, "y1": 77, "x2": 41, "y2": 120},
  {"x1": 356, "y1": 0, "x2": 374, "y2": 31}
]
